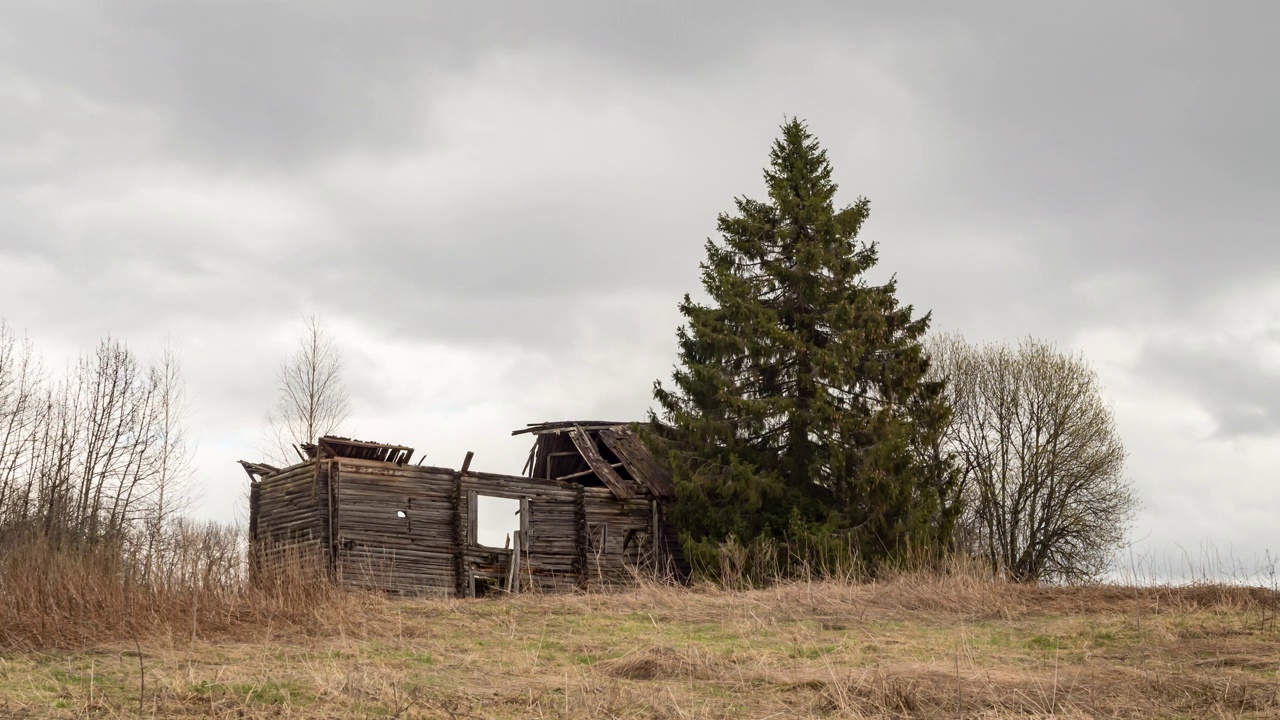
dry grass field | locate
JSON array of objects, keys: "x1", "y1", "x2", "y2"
[{"x1": 2, "y1": 568, "x2": 1278, "y2": 719}]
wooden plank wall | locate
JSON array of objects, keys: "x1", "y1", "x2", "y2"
[
  {"x1": 335, "y1": 459, "x2": 458, "y2": 595},
  {"x1": 582, "y1": 487, "x2": 658, "y2": 587},
  {"x1": 332, "y1": 461, "x2": 588, "y2": 595},
  {"x1": 252, "y1": 460, "x2": 330, "y2": 570},
  {"x1": 461, "y1": 470, "x2": 582, "y2": 593},
  {"x1": 252, "y1": 457, "x2": 673, "y2": 596}
]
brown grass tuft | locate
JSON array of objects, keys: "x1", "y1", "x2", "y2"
[{"x1": 599, "y1": 645, "x2": 726, "y2": 681}]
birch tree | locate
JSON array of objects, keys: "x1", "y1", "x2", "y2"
[{"x1": 267, "y1": 315, "x2": 350, "y2": 464}]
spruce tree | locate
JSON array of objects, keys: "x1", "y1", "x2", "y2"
[{"x1": 652, "y1": 119, "x2": 959, "y2": 569}]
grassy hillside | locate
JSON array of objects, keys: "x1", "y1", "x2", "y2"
[{"x1": 1, "y1": 571, "x2": 1277, "y2": 718}]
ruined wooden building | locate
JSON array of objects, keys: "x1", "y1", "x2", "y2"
[{"x1": 241, "y1": 422, "x2": 688, "y2": 596}]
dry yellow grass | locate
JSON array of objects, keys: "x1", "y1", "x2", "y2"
[
  {"x1": 2, "y1": 572, "x2": 1278, "y2": 718},
  {"x1": 0, "y1": 528, "x2": 362, "y2": 651}
]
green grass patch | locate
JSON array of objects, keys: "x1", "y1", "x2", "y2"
[
  {"x1": 1024, "y1": 634, "x2": 1067, "y2": 651},
  {"x1": 405, "y1": 652, "x2": 434, "y2": 666},
  {"x1": 226, "y1": 679, "x2": 308, "y2": 705},
  {"x1": 788, "y1": 644, "x2": 839, "y2": 660}
]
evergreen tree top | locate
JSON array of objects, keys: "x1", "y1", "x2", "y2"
[{"x1": 766, "y1": 119, "x2": 838, "y2": 213}]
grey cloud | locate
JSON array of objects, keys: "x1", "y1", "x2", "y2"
[
  {"x1": 3, "y1": 1, "x2": 965, "y2": 168},
  {"x1": 1, "y1": 1, "x2": 1278, "y2": 566},
  {"x1": 1141, "y1": 338, "x2": 1280, "y2": 439},
  {"x1": 905, "y1": 3, "x2": 1280, "y2": 292},
  {"x1": 15, "y1": 0, "x2": 1272, "y2": 310}
]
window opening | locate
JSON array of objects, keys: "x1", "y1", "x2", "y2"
[{"x1": 474, "y1": 494, "x2": 522, "y2": 549}]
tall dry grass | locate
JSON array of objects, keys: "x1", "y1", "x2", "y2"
[
  {"x1": 2, "y1": 526, "x2": 1278, "y2": 718},
  {"x1": 702, "y1": 532, "x2": 993, "y2": 591},
  {"x1": 0, "y1": 520, "x2": 385, "y2": 650},
  {"x1": 4, "y1": 519, "x2": 1276, "y2": 657}
]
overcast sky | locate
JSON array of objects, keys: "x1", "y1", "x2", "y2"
[{"x1": 2, "y1": 2, "x2": 1275, "y2": 578}]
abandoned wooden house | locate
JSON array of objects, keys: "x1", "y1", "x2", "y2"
[{"x1": 240, "y1": 421, "x2": 689, "y2": 596}]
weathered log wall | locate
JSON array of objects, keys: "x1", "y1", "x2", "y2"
[
  {"x1": 250, "y1": 457, "x2": 678, "y2": 596},
  {"x1": 582, "y1": 487, "x2": 655, "y2": 587},
  {"x1": 333, "y1": 459, "x2": 457, "y2": 595},
  {"x1": 250, "y1": 460, "x2": 330, "y2": 570},
  {"x1": 328, "y1": 461, "x2": 651, "y2": 595},
  {"x1": 461, "y1": 470, "x2": 583, "y2": 593}
]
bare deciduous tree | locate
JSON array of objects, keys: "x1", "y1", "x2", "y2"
[
  {"x1": 929, "y1": 334, "x2": 1136, "y2": 582},
  {"x1": 0, "y1": 323, "x2": 44, "y2": 525},
  {"x1": 144, "y1": 342, "x2": 192, "y2": 559},
  {"x1": 266, "y1": 315, "x2": 350, "y2": 464},
  {"x1": 0, "y1": 323, "x2": 191, "y2": 543}
]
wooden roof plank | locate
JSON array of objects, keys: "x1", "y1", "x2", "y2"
[
  {"x1": 597, "y1": 427, "x2": 677, "y2": 499},
  {"x1": 316, "y1": 435, "x2": 414, "y2": 465},
  {"x1": 567, "y1": 426, "x2": 638, "y2": 500}
]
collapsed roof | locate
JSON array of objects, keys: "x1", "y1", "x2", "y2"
[
  {"x1": 301, "y1": 436, "x2": 414, "y2": 465},
  {"x1": 243, "y1": 422, "x2": 675, "y2": 502},
  {"x1": 517, "y1": 421, "x2": 676, "y2": 500}
]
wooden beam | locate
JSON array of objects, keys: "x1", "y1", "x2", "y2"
[
  {"x1": 512, "y1": 421, "x2": 627, "y2": 436},
  {"x1": 317, "y1": 436, "x2": 415, "y2": 464},
  {"x1": 556, "y1": 462, "x2": 624, "y2": 482},
  {"x1": 460, "y1": 451, "x2": 474, "y2": 475},
  {"x1": 506, "y1": 532, "x2": 522, "y2": 594},
  {"x1": 467, "y1": 489, "x2": 478, "y2": 546},
  {"x1": 522, "y1": 444, "x2": 535, "y2": 476},
  {"x1": 238, "y1": 460, "x2": 280, "y2": 482}
]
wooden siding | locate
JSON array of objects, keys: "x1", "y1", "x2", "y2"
[
  {"x1": 582, "y1": 487, "x2": 654, "y2": 586},
  {"x1": 249, "y1": 453, "x2": 686, "y2": 596},
  {"x1": 251, "y1": 460, "x2": 330, "y2": 570}
]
